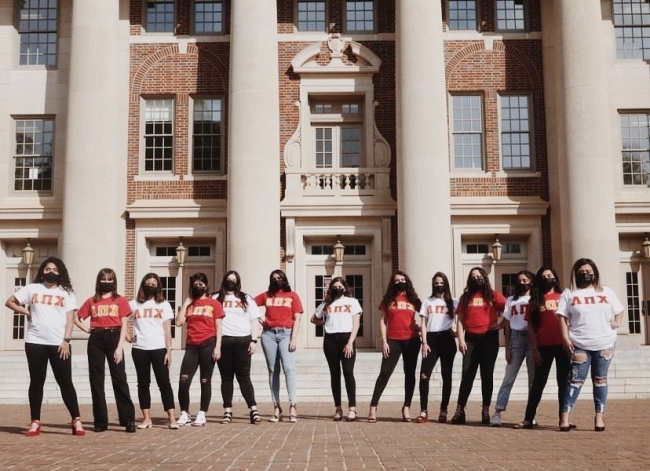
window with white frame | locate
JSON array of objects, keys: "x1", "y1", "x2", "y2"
[
  {"x1": 447, "y1": 0, "x2": 477, "y2": 31},
  {"x1": 144, "y1": 99, "x2": 174, "y2": 172},
  {"x1": 194, "y1": 0, "x2": 223, "y2": 34},
  {"x1": 297, "y1": 0, "x2": 326, "y2": 31},
  {"x1": 626, "y1": 271, "x2": 641, "y2": 334},
  {"x1": 451, "y1": 95, "x2": 484, "y2": 170},
  {"x1": 14, "y1": 118, "x2": 54, "y2": 191},
  {"x1": 145, "y1": 0, "x2": 175, "y2": 33},
  {"x1": 613, "y1": 0, "x2": 650, "y2": 60},
  {"x1": 620, "y1": 112, "x2": 650, "y2": 185},
  {"x1": 345, "y1": 1, "x2": 375, "y2": 33},
  {"x1": 501, "y1": 95, "x2": 532, "y2": 170},
  {"x1": 18, "y1": 0, "x2": 58, "y2": 66},
  {"x1": 193, "y1": 98, "x2": 223, "y2": 173},
  {"x1": 311, "y1": 99, "x2": 363, "y2": 169},
  {"x1": 495, "y1": 0, "x2": 526, "y2": 32}
]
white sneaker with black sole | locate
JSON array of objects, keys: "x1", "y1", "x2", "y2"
[
  {"x1": 177, "y1": 411, "x2": 190, "y2": 426},
  {"x1": 192, "y1": 411, "x2": 207, "y2": 427}
]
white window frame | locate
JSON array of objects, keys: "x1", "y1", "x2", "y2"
[
  {"x1": 144, "y1": 0, "x2": 176, "y2": 34},
  {"x1": 17, "y1": 0, "x2": 59, "y2": 67},
  {"x1": 447, "y1": 0, "x2": 478, "y2": 31},
  {"x1": 192, "y1": 97, "x2": 224, "y2": 174},
  {"x1": 450, "y1": 94, "x2": 485, "y2": 171},
  {"x1": 613, "y1": 0, "x2": 650, "y2": 60},
  {"x1": 620, "y1": 112, "x2": 650, "y2": 186},
  {"x1": 193, "y1": 0, "x2": 224, "y2": 35},
  {"x1": 499, "y1": 94, "x2": 533, "y2": 171},
  {"x1": 296, "y1": 0, "x2": 327, "y2": 32},
  {"x1": 344, "y1": 0, "x2": 376, "y2": 34},
  {"x1": 495, "y1": 0, "x2": 527, "y2": 33},
  {"x1": 13, "y1": 116, "x2": 55, "y2": 193},
  {"x1": 142, "y1": 97, "x2": 175, "y2": 174}
]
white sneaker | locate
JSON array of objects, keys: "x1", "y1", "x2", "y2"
[
  {"x1": 177, "y1": 411, "x2": 190, "y2": 426},
  {"x1": 192, "y1": 411, "x2": 206, "y2": 427},
  {"x1": 490, "y1": 412, "x2": 502, "y2": 427}
]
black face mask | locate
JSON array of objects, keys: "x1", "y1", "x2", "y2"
[
  {"x1": 575, "y1": 273, "x2": 594, "y2": 288},
  {"x1": 433, "y1": 285, "x2": 446, "y2": 295},
  {"x1": 542, "y1": 278, "x2": 556, "y2": 291},
  {"x1": 98, "y1": 282, "x2": 115, "y2": 293},
  {"x1": 330, "y1": 288, "x2": 344, "y2": 299},
  {"x1": 469, "y1": 278, "x2": 485, "y2": 291},
  {"x1": 515, "y1": 283, "x2": 531, "y2": 295},
  {"x1": 191, "y1": 286, "x2": 206, "y2": 298},
  {"x1": 394, "y1": 281, "x2": 407, "y2": 292},
  {"x1": 224, "y1": 280, "x2": 237, "y2": 292},
  {"x1": 271, "y1": 279, "x2": 284, "y2": 292},
  {"x1": 143, "y1": 285, "x2": 158, "y2": 298},
  {"x1": 42, "y1": 272, "x2": 60, "y2": 284}
]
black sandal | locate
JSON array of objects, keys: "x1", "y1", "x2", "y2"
[
  {"x1": 221, "y1": 411, "x2": 232, "y2": 424},
  {"x1": 250, "y1": 409, "x2": 262, "y2": 424}
]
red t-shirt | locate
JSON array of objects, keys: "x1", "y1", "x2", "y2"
[
  {"x1": 381, "y1": 294, "x2": 418, "y2": 341},
  {"x1": 457, "y1": 291, "x2": 507, "y2": 335},
  {"x1": 78, "y1": 295, "x2": 132, "y2": 329},
  {"x1": 185, "y1": 297, "x2": 225, "y2": 345},
  {"x1": 254, "y1": 291, "x2": 304, "y2": 329},
  {"x1": 526, "y1": 291, "x2": 563, "y2": 347}
]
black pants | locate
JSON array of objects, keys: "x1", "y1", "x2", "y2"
[
  {"x1": 217, "y1": 336, "x2": 256, "y2": 408},
  {"x1": 88, "y1": 329, "x2": 135, "y2": 427},
  {"x1": 524, "y1": 344, "x2": 571, "y2": 422},
  {"x1": 370, "y1": 337, "x2": 420, "y2": 407},
  {"x1": 457, "y1": 330, "x2": 499, "y2": 407},
  {"x1": 131, "y1": 347, "x2": 175, "y2": 411},
  {"x1": 323, "y1": 332, "x2": 357, "y2": 408},
  {"x1": 25, "y1": 343, "x2": 81, "y2": 421},
  {"x1": 419, "y1": 330, "x2": 457, "y2": 411},
  {"x1": 178, "y1": 337, "x2": 216, "y2": 412}
]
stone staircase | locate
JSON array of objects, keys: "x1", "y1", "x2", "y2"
[{"x1": 1, "y1": 347, "x2": 649, "y2": 406}]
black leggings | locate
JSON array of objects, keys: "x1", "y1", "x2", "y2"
[
  {"x1": 178, "y1": 337, "x2": 216, "y2": 412},
  {"x1": 370, "y1": 337, "x2": 420, "y2": 407},
  {"x1": 419, "y1": 330, "x2": 457, "y2": 411},
  {"x1": 524, "y1": 344, "x2": 571, "y2": 422},
  {"x1": 217, "y1": 336, "x2": 256, "y2": 408},
  {"x1": 131, "y1": 347, "x2": 175, "y2": 411},
  {"x1": 456, "y1": 330, "x2": 499, "y2": 407},
  {"x1": 25, "y1": 343, "x2": 81, "y2": 421},
  {"x1": 323, "y1": 332, "x2": 357, "y2": 408}
]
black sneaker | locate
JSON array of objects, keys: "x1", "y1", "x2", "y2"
[{"x1": 451, "y1": 410, "x2": 466, "y2": 425}]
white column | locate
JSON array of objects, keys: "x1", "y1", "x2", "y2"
[
  {"x1": 62, "y1": 1, "x2": 127, "y2": 297},
  {"x1": 228, "y1": 0, "x2": 280, "y2": 292},
  {"x1": 396, "y1": 0, "x2": 452, "y2": 295},
  {"x1": 555, "y1": 0, "x2": 619, "y2": 285}
]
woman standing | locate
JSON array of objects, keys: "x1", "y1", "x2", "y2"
[
  {"x1": 557, "y1": 258, "x2": 623, "y2": 432},
  {"x1": 129, "y1": 273, "x2": 178, "y2": 429},
  {"x1": 491, "y1": 270, "x2": 535, "y2": 427},
  {"x1": 417, "y1": 272, "x2": 458, "y2": 424},
  {"x1": 255, "y1": 270, "x2": 304, "y2": 423},
  {"x1": 368, "y1": 271, "x2": 422, "y2": 423},
  {"x1": 175, "y1": 273, "x2": 224, "y2": 427},
  {"x1": 516, "y1": 266, "x2": 570, "y2": 429},
  {"x1": 76, "y1": 268, "x2": 136, "y2": 433},
  {"x1": 212, "y1": 270, "x2": 262, "y2": 425},
  {"x1": 311, "y1": 277, "x2": 362, "y2": 422},
  {"x1": 5, "y1": 257, "x2": 85, "y2": 437},
  {"x1": 451, "y1": 267, "x2": 506, "y2": 425}
]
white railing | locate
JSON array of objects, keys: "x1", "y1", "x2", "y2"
[{"x1": 286, "y1": 168, "x2": 390, "y2": 197}]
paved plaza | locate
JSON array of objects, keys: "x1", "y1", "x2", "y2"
[{"x1": 1, "y1": 399, "x2": 646, "y2": 470}]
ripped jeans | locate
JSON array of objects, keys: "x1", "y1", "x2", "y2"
[{"x1": 562, "y1": 344, "x2": 615, "y2": 414}]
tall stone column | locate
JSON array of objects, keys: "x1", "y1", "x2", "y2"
[
  {"x1": 228, "y1": 0, "x2": 280, "y2": 293},
  {"x1": 396, "y1": 0, "x2": 452, "y2": 295},
  {"x1": 62, "y1": 2, "x2": 126, "y2": 297},
  {"x1": 554, "y1": 0, "x2": 620, "y2": 287}
]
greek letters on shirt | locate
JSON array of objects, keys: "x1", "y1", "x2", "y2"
[
  {"x1": 265, "y1": 297, "x2": 294, "y2": 308},
  {"x1": 186, "y1": 305, "x2": 216, "y2": 317},
  {"x1": 426, "y1": 304, "x2": 447, "y2": 315},
  {"x1": 323, "y1": 303, "x2": 355, "y2": 314},
  {"x1": 30, "y1": 293, "x2": 66, "y2": 308},
  {"x1": 541, "y1": 298, "x2": 558, "y2": 312},
  {"x1": 221, "y1": 299, "x2": 244, "y2": 310},
  {"x1": 570, "y1": 295, "x2": 610, "y2": 306},
  {"x1": 89, "y1": 304, "x2": 120, "y2": 318},
  {"x1": 132, "y1": 308, "x2": 164, "y2": 319},
  {"x1": 390, "y1": 300, "x2": 415, "y2": 311}
]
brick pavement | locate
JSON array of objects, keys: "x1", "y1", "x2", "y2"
[{"x1": 1, "y1": 400, "x2": 647, "y2": 470}]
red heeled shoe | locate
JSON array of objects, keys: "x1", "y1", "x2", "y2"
[
  {"x1": 72, "y1": 417, "x2": 85, "y2": 436},
  {"x1": 26, "y1": 420, "x2": 42, "y2": 437}
]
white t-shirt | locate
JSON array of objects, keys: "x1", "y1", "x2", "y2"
[
  {"x1": 557, "y1": 286, "x2": 623, "y2": 351},
  {"x1": 14, "y1": 283, "x2": 77, "y2": 346},
  {"x1": 129, "y1": 298, "x2": 175, "y2": 350},
  {"x1": 503, "y1": 295, "x2": 531, "y2": 331},
  {"x1": 214, "y1": 293, "x2": 261, "y2": 337},
  {"x1": 314, "y1": 296, "x2": 363, "y2": 334},
  {"x1": 419, "y1": 296, "x2": 458, "y2": 332}
]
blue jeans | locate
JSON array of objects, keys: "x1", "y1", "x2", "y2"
[
  {"x1": 562, "y1": 344, "x2": 615, "y2": 414},
  {"x1": 261, "y1": 328, "x2": 297, "y2": 405},
  {"x1": 495, "y1": 329, "x2": 534, "y2": 412}
]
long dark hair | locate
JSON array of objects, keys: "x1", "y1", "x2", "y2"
[
  {"x1": 569, "y1": 257, "x2": 602, "y2": 292},
  {"x1": 323, "y1": 277, "x2": 352, "y2": 310},
  {"x1": 136, "y1": 272, "x2": 165, "y2": 304},
  {"x1": 512, "y1": 270, "x2": 535, "y2": 301},
  {"x1": 380, "y1": 270, "x2": 422, "y2": 312},
  {"x1": 266, "y1": 269, "x2": 292, "y2": 295},
  {"x1": 529, "y1": 266, "x2": 562, "y2": 331},
  {"x1": 459, "y1": 266, "x2": 495, "y2": 311},
  {"x1": 34, "y1": 256, "x2": 73, "y2": 293},
  {"x1": 93, "y1": 268, "x2": 119, "y2": 301},
  {"x1": 215, "y1": 270, "x2": 248, "y2": 309},
  {"x1": 429, "y1": 271, "x2": 454, "y2": 318}
]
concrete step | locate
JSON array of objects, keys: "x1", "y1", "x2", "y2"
[{"x1": 1, "y1": 347, "x2": 649, "y2": 405}]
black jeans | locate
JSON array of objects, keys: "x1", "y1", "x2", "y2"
[
  {"x1": 419, "y1": 330, "x2": 457, "y2": 412},
  {"x1": 217, "y1": 336, "x2": 256, "y2": 408},
  {"x1": 25, "y1": 343, "x2": 81, "y2": 421},
  {"x1": 87, "y1": 329, "x2": 136, "y2": 427},
  {"x1": 131, "y1": 347, "x2": 175, "y2": 411},
  {"x1": 323, "y1": 332, "x2": 356, "y2": 408},
  {"x1": 457, "y1": 330, "x2": 499, "y2": 407},
  {"x1": 524, "y1": 344, "x2": 571, "y2": 422},
  {"x1": 370, "y1": 337, "x2": 420, "y2": 407},
  {"x1": 178, "y1": 337, "x2": 216, "y2": 412}
]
